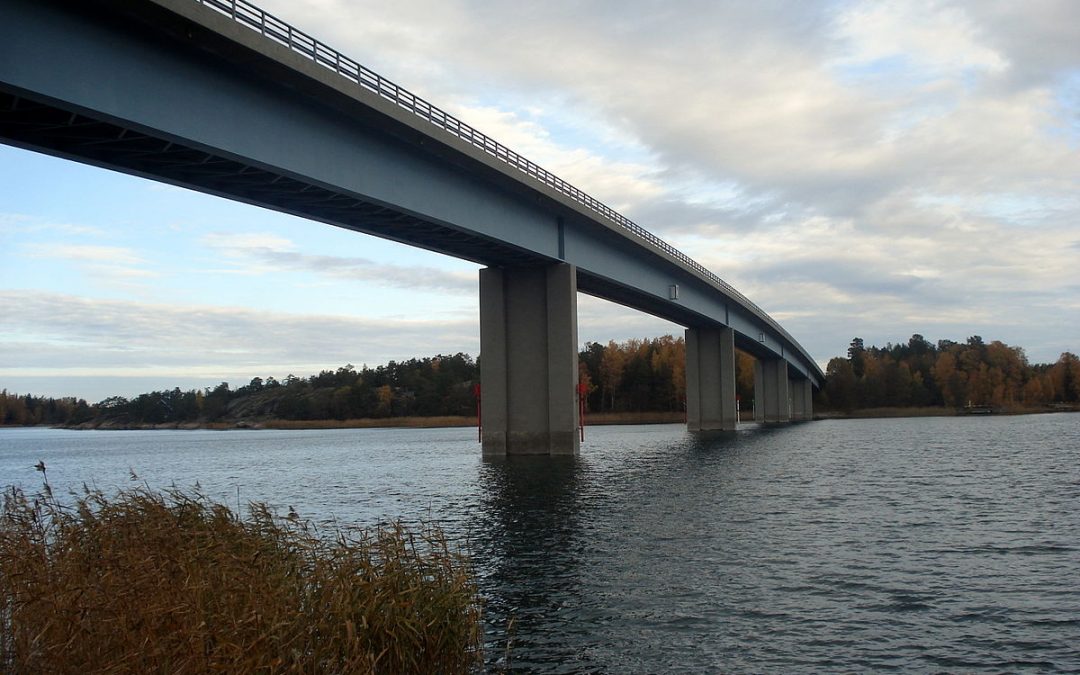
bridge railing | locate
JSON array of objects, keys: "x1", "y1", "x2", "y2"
[{"x1": 195, "y1": 0, "x2": 805, "y2": 356}]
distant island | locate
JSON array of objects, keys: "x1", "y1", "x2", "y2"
[{"x1": 2, "y1": 334, "x2": 1078, "y2": 428}]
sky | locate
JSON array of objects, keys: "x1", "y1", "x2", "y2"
[{"x1": 2, "y1": 0, "x2": 1079, "y2": 402}]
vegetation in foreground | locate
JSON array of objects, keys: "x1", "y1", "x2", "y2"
[{"x1": 0, "y1": 480, "x2": 482, "y2": 674}]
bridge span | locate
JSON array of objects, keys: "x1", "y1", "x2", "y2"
[{"x1": 0, "y1": 0, "x2": 825, "y2": 454}]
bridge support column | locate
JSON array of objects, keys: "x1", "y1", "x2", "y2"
[
  {"x1": 480, "y1": 263, "x2": 579, "y2": 456},
  {"x1": 789, "y1": 378, "x2": 813, "y2": 421},
  {"x1": 802, "y1": 378, "x2": 814, "y2": 420},
  {"x1": 790, "y1": 378, "x2": 806, "y2": 420},
  {"x1": 756, "y1": 358, "x2": 790, "y2": 423},
  {"x1": 685, "y1": 325, "x2": 737, "y2": 431}
]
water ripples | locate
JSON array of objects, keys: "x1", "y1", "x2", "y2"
[{"x1": 2, "y1": 413, "x2": 1079, "y2": 672}]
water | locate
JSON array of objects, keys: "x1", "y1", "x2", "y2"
[{"x1": 2, "y1": 415, "x2": 1079, "y2": 672}]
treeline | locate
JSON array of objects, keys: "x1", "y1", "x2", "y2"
[
  {"x1": 2, "y1": 355, "x2": 480, "y2": 428},
  {"x1": 113, "y1": 354, "x2": 480, "y2": 425},
  {"x1": 0, "y1": 392, "x2": 95, "y2": 426},
  {"x1": 823, "y1": 334, "x2": 1080, "y2": 411},
  {"x1": 5, "y1": 333, "x2": 1078, "y2": 427},
  {"x1": 5, "y1": 338, "x2": 718, "y2": 428}
]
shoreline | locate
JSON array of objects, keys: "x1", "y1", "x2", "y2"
[
  {"x1": 33, "y1": 411, "x2": 687, "y2": 431},
  {"x1": 815, "y1": 404, "x2": 1079, "y2": 420},
  {"x1": 4, "y1": 407, "x2": 1077, "y2": 431}
]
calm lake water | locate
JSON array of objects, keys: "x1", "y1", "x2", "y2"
[{"x1": 2, "y1": 415, "x2": 1079, "y2": 673}]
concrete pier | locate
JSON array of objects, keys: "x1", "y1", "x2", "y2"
[
  {"x1": 685, "y1": 325, "x2": 737, "y2": 431},
  {"x1": 790, "y1": 378, "x2": 813, "y2": 421},
  {"x1": 756, "y1": 358, "x2": 790, "y2": 423},
  {"x1": 479, "y1": 263, "x2": 579, "y2": 455}
]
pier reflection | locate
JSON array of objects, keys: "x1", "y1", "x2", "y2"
[{"x1": 473, "y1": 455, "x2": 595, "y2": 671}]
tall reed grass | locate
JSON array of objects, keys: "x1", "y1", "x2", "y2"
[
  {"x1": 1, "y1": 481, "x2": 482, "y2": 673},
  {"x1": 263, "y1": 416, "x2": 476, "y2": 430}
]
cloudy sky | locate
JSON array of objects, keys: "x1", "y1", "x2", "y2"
[{"x1": 2, "y1": 0, "x2": 1079, "y2": 402}]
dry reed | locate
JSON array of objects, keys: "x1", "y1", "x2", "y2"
[
  {"x1": 262, "y1": 416, "x2": 476, "y2": 430},
  {"x1": 583, "y1": 411, "x2": 685, "y2": 425},
  {"x1": 0, "y1": 482, "x2": 482, "y2": 674}
]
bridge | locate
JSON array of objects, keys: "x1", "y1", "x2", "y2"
[{"x1": 0, "y1": 0, "x2": 825, "y2": 454}]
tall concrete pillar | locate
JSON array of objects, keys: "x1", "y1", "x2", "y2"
[
  {"x1": 790, "y1": 378, "x2": 806, "y2": 420},
  {"x1": 480, "y1": 263, "x2": 579, "y2": 455},
  {"x1": 757, "y1": 357, "x2": 790, "y2": 423},
  {"x1": 753, "y1": 359, "x2": 764, "y2": 423},
  {"x1": 789, "y1": 378, "x2": 813, "y2": 421},
  {"x1": 803, "y1": 375, "x2": 812, "y2": 419},
  {"x1": 685, "y1": 325, "x2": 737, "y2": 431}
]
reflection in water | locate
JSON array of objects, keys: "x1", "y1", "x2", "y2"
[{"x1": 475, "y1": 456, "x2": 591, "y2": 671}]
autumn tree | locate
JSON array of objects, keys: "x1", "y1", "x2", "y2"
[
  {"x1": 818, "y1": 333, "x2": 1074, "y2": 412},
  {"x1": 848, "y1": 337, "x2": 866, "y2": 378},
  {"x1": 824, "y1": 357, "x2": 857, "y2": 411},
  {"x1": 1053, "y1": 352, "x2": 1080, "y2": 402},
  {"x1": 735, "y1": 351, "x2": 756, "y2": 411},
  {"x1": 598, "y1": 340, "x2": 628, "y2": 411}
]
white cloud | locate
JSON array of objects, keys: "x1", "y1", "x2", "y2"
[
  {"x1": 0, "y1": 291, "x2": 477, "y2": 376},
  {"x1": 200, "y1": 232, "x2": 477, "y2": 292},
  {"x1": 20, "y1": 243, "x2": 159, "y2": 284},
  {"x1": 833, "y1": 1, "x2": 1009, "y2": 79},
  {"x1": 24, "y1": 244, "x2": 144, "y2": 266},
  {"x1": 0, "y1": 213, "x2": 106, "y2": 237},
  {"x1": 200, "y1": 232, "x2": 298, "y2": 254}
]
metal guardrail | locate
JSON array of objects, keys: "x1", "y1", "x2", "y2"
[{"x1": 194, "y1": 0, "x2": 810, "y2": 364}]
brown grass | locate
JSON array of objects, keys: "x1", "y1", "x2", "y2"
[
  {"x1": 817, "y1": 404, "x2": 1080, "y2": 419},
  {"x1": 0, "y1": 483, "x2": 482, "y2": 674},
  {"x1": 814, "y1": 406, "x2": 959, "y2": 419},
  {"x1": 262, "y1": 416, "x2": 476, "y2": 430},
  {"x1": 584, "y1": 411, "x2": 686, "y2": 425}
]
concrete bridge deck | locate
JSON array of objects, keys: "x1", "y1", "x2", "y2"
[{"x1": 0, "y1": 0, "x2": 824, "y2": 453}]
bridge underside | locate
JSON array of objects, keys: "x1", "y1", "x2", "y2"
[
  {"x1": 1, "y1": 88, "x2": 755, "y2": 342},
  {"x1": 0, "y1": 0, "x2": 820, "y2": 454},
  {"x1": 0, "y1": 92, "x2": 541, "y2": 268},
  {"x1": 0, "y1": 91, "x2": 736, "y2": 333}
]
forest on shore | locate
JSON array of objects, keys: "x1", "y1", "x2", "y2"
[
  {"x1": 2, "y1": 333, "x2": 1078, "y2": 427},
  {"x1": 823, "y1": 335, "x2": 1079, "y2": 411}
]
